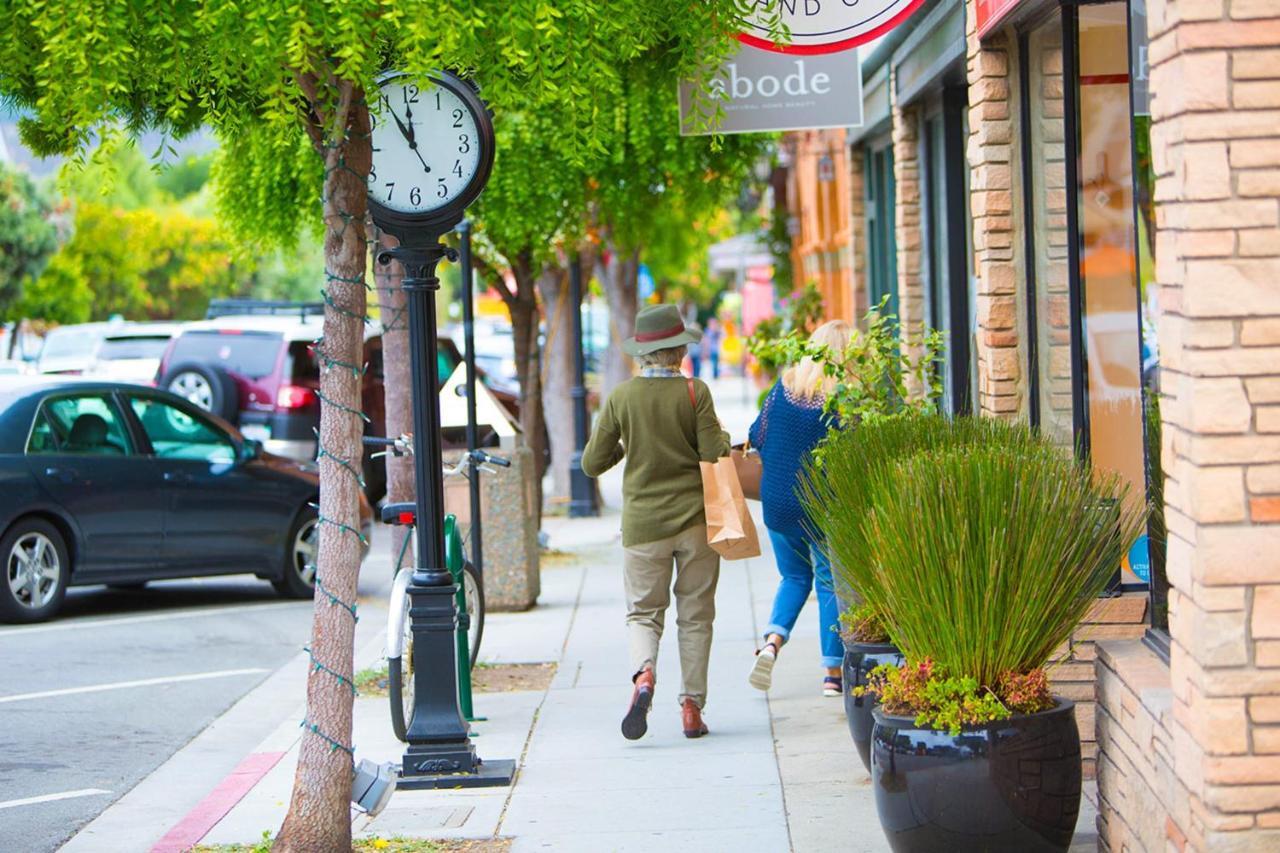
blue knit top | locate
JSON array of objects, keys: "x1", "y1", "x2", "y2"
[{"x1": 748, "y1": 381, "x2": 835, "y2": 533}]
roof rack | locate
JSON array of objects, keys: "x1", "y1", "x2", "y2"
[{"x1": 206, "y1": 299, "x2": 325, "y2": 321}]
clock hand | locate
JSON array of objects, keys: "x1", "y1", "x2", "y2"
[
  {"x1": 410, "y1": 146, "x2": 431, "y2": 174},
  {"x1": 385, "y1": 102, "x2": 414, "y2": 146},
  {"x1": 403, "y1": 99, "x2": 416, "y2": 145}
]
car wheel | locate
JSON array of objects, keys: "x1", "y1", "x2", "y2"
[
  {"x1": 273, "y1": 507, "x2": 318, "y2": 599},
  {"x1": 0, "y1": 519, "x2": 70, "y2": 624},
  {"x1": 162, "y1": 361, "x2": 239, "y2": 422}
]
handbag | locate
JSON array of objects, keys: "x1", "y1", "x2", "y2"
[
  {"x1": 687, "y1": 380, "x2": 762, "y2": 560},
  {"x1": 731, "y1": 440, "x2": 762, "y2": 502}
]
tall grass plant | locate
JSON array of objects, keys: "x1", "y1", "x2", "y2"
[{"x1": 859, "y1": 444, "x2": 1145, "y2": 687}]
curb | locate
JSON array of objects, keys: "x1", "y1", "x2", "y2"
[{"x1": 61, "y1": 612, "x2": 389, "y2": 853}]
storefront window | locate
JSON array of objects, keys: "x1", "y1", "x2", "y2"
[
  {"x1": 1026, "y1": 18, "x2": 1074, "y2": 449},
  {"x1": 1076, "y1": 2, "x2": 1148, "y2": 587},
  {"x1": 865, "y1": 142, "x2": 898, "y2": 318}
]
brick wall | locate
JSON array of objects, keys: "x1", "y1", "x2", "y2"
[
  {"x1": 1093, "y1": 0, "x2": 1280, "y2": 849},
  {"x1": 1050, "y1": 594, "x2": 1150, "y2": 779},
  {"x1": 964, "y1": 6, "x2": 1021, "y2": 418},
  {"x1": 891, "y1": 89, "x2": 927, "y2": 391},
  {"x1": 787, "y1": 129, "x2": 855, "y2": 321},
  {"x1": 849, "y1": 143, "x2": 868, "y2": 323}
]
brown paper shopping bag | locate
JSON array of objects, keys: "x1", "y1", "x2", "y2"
[{"x1": 700, "y1": 456, "x2": 762, "y2": 560}]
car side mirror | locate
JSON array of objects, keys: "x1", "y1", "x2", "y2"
[{"x1": 242, "y1": 438, "x2": 264, "y2": 461}]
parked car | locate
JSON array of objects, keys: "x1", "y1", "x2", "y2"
[
  {"x1": 156, "y1": 300, "x2": 518, "y2": 502},
  {"x1": 36, "y1": 322, "x2": 112, "y2": 375},
  {"x1": 85, "y1": 322, "x2": 182, "y2": 384},
  {"x1": 0, "y1": 377, "x2": 373, "y2": 623}
]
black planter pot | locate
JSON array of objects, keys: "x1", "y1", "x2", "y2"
[
  {"x1": 842, "y1": 640, "x2": 903, "y2": 771},
  {"x1": 870, "y1": 699, "x2": 1082, "y2": 853}
]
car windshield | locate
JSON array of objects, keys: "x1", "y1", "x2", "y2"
[
  {"x1": 169, "y1": 331, "x2": 283, "y2": 379},
  {"x1": 98, "y1": 336, "x2": 172, "y2": 361},
  {"x1": 41, "y1": 330, "x2": 101, "y2": 359}
]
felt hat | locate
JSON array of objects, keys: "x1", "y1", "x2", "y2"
[{"x1": 622, "y1": 304, "x2": 703, "y2": 357}]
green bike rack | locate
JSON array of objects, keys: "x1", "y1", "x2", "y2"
[{"x1": 444, "y1": 515, "x2": 482, "y2": 722}]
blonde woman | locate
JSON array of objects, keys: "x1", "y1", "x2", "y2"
[{"x1": 747, "y1": 320, "x2": 851, "y2": 696}]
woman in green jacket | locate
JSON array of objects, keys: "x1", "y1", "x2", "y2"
[{"x1": 582, "y1": 303, "x2": 730, "y2": 741}]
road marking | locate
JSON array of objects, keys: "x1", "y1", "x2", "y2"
[
  {"x1": 0, "y1": 789, "x2": 111, "y2": 810},
  {"x1": 151, "y1": 752, "x2": 286, "y2": 853},
  {"x1": 0, "y1": 669, "x2": 269, "y2": 704},
  {"x1": 0, "y1": 601, "x2": 302, "y2": 638}
]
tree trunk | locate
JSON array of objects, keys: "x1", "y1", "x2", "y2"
[
  {"x1": 598, "y1": 246, "x2": 640, "y2": 398},
  {"x1": 274, "y1": 93, "x2": 370, "y2": 853},
  {"x1": 506, "y1": 253, "x2": 546, "y2": 525},
  {"x1": 375, "y1": 230, "x2": 413, "y2": 564},
  {"x1": 536, "y1": 262, "x2": 574, "y2": 503}
]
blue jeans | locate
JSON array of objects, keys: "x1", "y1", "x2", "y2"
[{"x1": 764, "y1": 527, "x2": 842, "y2": 669}]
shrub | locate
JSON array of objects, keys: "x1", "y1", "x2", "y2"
[
  {"x1": 864, "y1": 659, "x2": 1054, "y2": 735},
  {"x1": 839, "y1": 601, "x2": 890, "y2": 644},
  {"x1": 860, "y1": 442, "x2": 1145, "y2": 691}
]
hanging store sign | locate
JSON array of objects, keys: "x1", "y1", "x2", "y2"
[
  {"x1": 737, "y1": 0, "x2": 928, "y2": 54},
  {"x1": 679, "y1": 45, "x2": 863, "y2": 135},
  {"x1": 975, "y1": 0, "x2": 1025, "y2": 38}
]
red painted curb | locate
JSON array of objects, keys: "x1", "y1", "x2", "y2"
[{"x1": 150, "y1": 751, "x2": 287, "y2": 853}]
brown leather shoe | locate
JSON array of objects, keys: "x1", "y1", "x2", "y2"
[
  {"x1": 681, "y1": 699, "x2": 709, "y2": 738},
  {"x1": 622, "y1": 669, "x2": 655, "y2": 740}
]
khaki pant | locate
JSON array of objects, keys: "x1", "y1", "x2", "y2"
[{"x1": 623, "y1": 524, "x2": 720, "y2": 708}]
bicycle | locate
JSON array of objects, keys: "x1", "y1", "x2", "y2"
[{"x1": 363, "y1": 434, "x2": 509, "y2": 741}]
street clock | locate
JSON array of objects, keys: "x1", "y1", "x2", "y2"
[{"x1": 368, "y1": 69, "x2": 495, "y2": 237}]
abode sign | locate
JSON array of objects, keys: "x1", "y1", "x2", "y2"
[{"x1": 680, "y1": 0, "x2": 923, "y2": 135}]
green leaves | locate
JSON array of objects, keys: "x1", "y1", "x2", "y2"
[{"x1": 0, "y1": 162, "x2": 60, "y2": 320}]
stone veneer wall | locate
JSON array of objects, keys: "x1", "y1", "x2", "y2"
[
  {"x1": 849, "y1": 142, "x2": 869, "y2": 323},
  {"x1": 891, "y1": 84, "x2": 927, "y2": 384},
  {"x1": 964, "y1": 5, "x2": 1021, "y2": 419},
  {"x1": 1093, "y1": 0, "x2": 1280, "y2": 849}
]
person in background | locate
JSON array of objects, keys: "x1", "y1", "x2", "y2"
[
  {"x1": 582, "y1": 304, "x2": 730, "y2": 741},
  {"x1": 686, "y1": 322, "x2": 703, "y2": 378},
  {"x1": 704, "y1": 317, "x2": 723, "y2": 379},
  {"x1": 747, "y1": 319, "x2": 850, "y2": 697}
]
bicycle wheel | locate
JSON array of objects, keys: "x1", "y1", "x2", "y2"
[
  {"x1": 463, "y1": 561, "x2": 484, "y2": 669},
  {"x1": 387, "y1": 592, "x2": 414, "y2": 742}
]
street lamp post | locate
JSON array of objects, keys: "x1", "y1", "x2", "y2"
[
  {"x1": 568, "y1": 254, "x2": 599, "y2": 518},
  {"x1": 367, "y1": 69, "x2": 512, "y2": 789}
]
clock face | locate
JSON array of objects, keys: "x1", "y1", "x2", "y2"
[{"x1": 368, "y1": 76, "x2": 484, "y2": 216}]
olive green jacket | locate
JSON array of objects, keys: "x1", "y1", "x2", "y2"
[{"x1": 581, "y1": 376, "x2": 730, "y2": 546}]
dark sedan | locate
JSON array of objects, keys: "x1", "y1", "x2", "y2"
[{"x1": 0, "y1": 378, "x2": 372, "y2": 623}]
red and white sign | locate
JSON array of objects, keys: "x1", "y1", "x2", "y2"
[
  {"x1": 737, "y1": 0, "x2": 927, "y2": 55},
  {"x1": 974, "y1": 0, "x2": 1025, "y2": 38}
]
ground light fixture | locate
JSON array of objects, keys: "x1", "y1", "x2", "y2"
[{"x1": 351, "y1": 759, "x2": 397, "y2": 818}]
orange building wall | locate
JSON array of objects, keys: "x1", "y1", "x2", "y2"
[{"x1": 785, "y1": 129, "x2": 854, "y2": 322}]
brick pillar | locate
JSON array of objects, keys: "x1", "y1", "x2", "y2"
[
  {"x1": 892, "y1": 90, "x2": 927, "y2": 387},
  {"x1": 1148, "y1": 0, "x2": 1280, "y2": 847},
  {"x1": 964, "y1": 3, "x2": 1020, "y2": 418},
  {"x1": 849, "y1": 142, "x2": 869, "y2": 321}
]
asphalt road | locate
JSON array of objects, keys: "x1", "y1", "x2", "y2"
[{"x1": 0, "y1": 532, "x2": 396, "y2": 853}]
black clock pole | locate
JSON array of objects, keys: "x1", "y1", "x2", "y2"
[{"x1": 376, "y1": 232, "x2": 515, "y2": 789}]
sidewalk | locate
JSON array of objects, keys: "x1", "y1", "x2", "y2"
[{"x1": 65, "y1": 375, "x2": 1096, "y2": 851}]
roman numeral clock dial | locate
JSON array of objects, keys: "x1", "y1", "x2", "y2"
[{"x1": 367, "y1": 70, "x2": 493, "y2": 233}]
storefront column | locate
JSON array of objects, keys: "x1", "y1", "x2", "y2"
[
  {"x1": 964, "y1": 3, "x2": 1021, "y2": 418},
  {"x1": 1145, "y1": 0, "x2": 1280, "y2": 847},
  {"x1": 849, "y1": 142, "x2": 869, "y2": 322},
  {"x1": 891, "y1": 81, "x2": 928, "y2": 389}
]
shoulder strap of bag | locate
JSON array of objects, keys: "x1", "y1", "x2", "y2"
[{"x1": 686, "y1": 378, "x2": 697, "y2": 409}]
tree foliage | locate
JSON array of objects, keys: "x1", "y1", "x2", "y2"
[
  {"x1": 0, "y1": 162, "x2": 60, "y2": 320},
  {"x1": 0, "y1": 2, "x2": 778, "y2": 847}
]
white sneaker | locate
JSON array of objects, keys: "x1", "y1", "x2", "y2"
[{"x1": 749, "y1": 645, "x2": 777, "y2": 691}]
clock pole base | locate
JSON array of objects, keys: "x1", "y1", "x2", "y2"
[{"x1": 396, "y1": 759, "x2": 517, "y2": 790}]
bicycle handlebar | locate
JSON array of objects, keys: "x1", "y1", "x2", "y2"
[{"x1": 362, "y1": 435, "x2": 510, "y2": 470}]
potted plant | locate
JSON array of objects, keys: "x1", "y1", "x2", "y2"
[
  {"x1": 838, "y1": 600, "x2": 901, "y2": 770},
  {"x1": 854, "y1": 438, "x2": 1143, "y2": 853}
]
